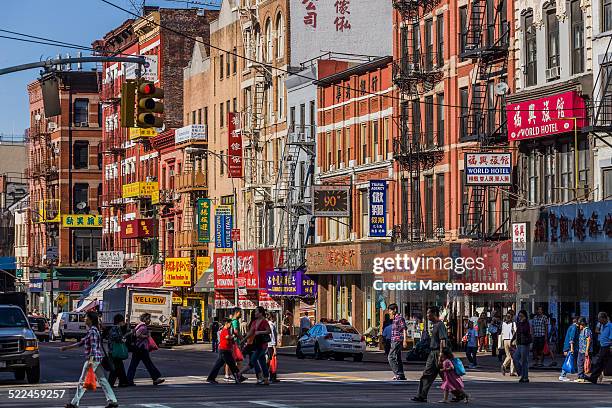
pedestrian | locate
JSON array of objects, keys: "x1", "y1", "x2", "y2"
[
  {"x1": 575, "y1": 317, "x2": 593, "y2": 383},
  {"x1": 206, "y1": 318, "x2": 246, "y2": 384},
  {"x1": 438, "y1": 348, "x2": 469, "y2": 404},
  {"x1": 239, "y1": 306, "x2": 272, "y2": 385},
  {"x1": 489, "y1": 312, "x2": 502, "y2": 358},
  {"x1": 531, "y1": 306, "x2": 549, "y2": 367},
  {"x1": 476, "y1": 312, "x2": 487, "y2": 352},
  {"x1": 192, "y1": 312, "x2": 200, "y2": 344},
  {"x1": 299, "y1": 311, "x2": 311, "y2": 336},
  {"x1": 559, "y1": 316, "x2": 579, "y2": 382},
  {"x1": 61, "y1": 311, "x2": 118, "y2": 408},
  {"x1": 225, "y1": 308, "x2": 244, "y2": 382},
  {"x1": 107, "y1": 314, "x2": 130, "y2": 388},
  {"x1": 210, "y1": 318, "x2": 220, "y2": 353},
  {"x1": 465, "y1": 321, "x2": 478, "y2": 368},
  {"x1": 382, "y1": 314, "x2": 392, "y2": 356},
  {"x1": 501, "y1": 312, "x2": 517, "y2": 376},
  {"x1": 267, "y1": 313, "x2": 279, "y2": 382},
  {"x1": 585, "y1": 312, "x2": 611, "y2": 384},
  {"x1": 548, "y1": 317, "x2": 559, "y2": 366},
  {"x1": 411, "y1": 306, "x2": 450, "y2": 403},
  {"x1": 513, "y1": 310, "x2": 532, "y2": 383},
  {"x1": 126, "y1": 313, "x2": 165, "y2": 386},
  {"x1": 281, "y1": 310, "x2": 293, "y2": 336},
  {"x1": 387, "y1": 303, "x2": 408, "y2": 381}
]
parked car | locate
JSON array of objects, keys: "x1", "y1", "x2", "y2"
[
  {"x1": 0, "y1": 305, "x2": 40, "y2": 383},
  {"x1": 296, "y1": 323, "x2": 365, "y2": 362},
  {"x1": 52, "y1": 312, "x2": 87, "y2": 342},
  {"x1": 27, "y1": 317, "x2": 50, "y2": 342}
]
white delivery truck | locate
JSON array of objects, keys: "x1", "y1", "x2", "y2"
[{"x1": 102, "y1": 287, "x2": 173, "y2": 343}]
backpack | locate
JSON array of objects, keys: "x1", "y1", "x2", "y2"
[{"x1": 453, "y1": 357, "x2": 466, "y2": 376}]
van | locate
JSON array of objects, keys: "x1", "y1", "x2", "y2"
[{"x1": 52, "y1": 312, "x2": 87, "y2": 341}]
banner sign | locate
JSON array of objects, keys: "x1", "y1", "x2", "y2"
[
  {"x1": 164, "y1": 257, "x2": 192, "y2": 287},
  {"x1": 97, "y1": 251, "x2": 124, "y2": 269},
  {"x1": 129, "y1": 128, "x2": 158, "y2": 140},
  {"x1": 369, "y1": 180, "x2": 387, "y2": 237},
  {"x1": 265, "y1": 269, "x2": 317, "y2": 297},
  {"x1": 313, "y1": 185, "x2": 350, "y2": 217},
  {"x1": 512, "y1": 222, "x2": 528, "y2": 270},
  {"x1": 460, "y1": 241, "x2": 517, "y2": 294},
  {"x1": 175, "y1": 124, "x2": 207, "y2": 144},
  {"x1": 122, "y1": 182, "x2": 159, "y2": 199},
  {"x1": 215, "y1": 205, "x2": 233, "y2": 251},
  {"x1": 228, "y1": 112, "x2": 243, "y2": 178},
  {"x1": 507, "y1": 90, "x2": 586, "y2": 141},
  {"x1": 465, "y1": 153, "x2": 512, "y2": 185},
  {"x1": 120, "y1": 219, "x2": 157, "y2": 239},
  {"x1": 213, "y1": 249, "x2": 274, "y2": 289},
  {"x1": 62, "y1": 214, "x2": 103, "y2": 228},
  {"x1": 29, "y1": 279, "x2": 44, "y2": 293},
  {"x1": 196, "y1": 256, "x2": 211, "y2": 281},
  {"x1": 196, "y1": 198, "x2": 211, "y2": 243}
]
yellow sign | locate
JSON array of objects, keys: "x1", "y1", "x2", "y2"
[
  {"x1": 151, "y1": 189, "x2": 160, "y2": 204},
  {"x1": 129, "y1": 128, "x2": 158, "y2": 140},
  {"x1": 133, "y1": 295, "x2": 167, "y2": 305},
  {"x1": 122, "y1": 181, "x2": 159, "y2": 199},
  {"x1": 172, "y1": 293, "x2": 183, "y2": 305},
  {"x1": 163, "y1": 257, "x2": 192, "y2": 287},
  {"x1": 196, "y1": 256, "x2": 211, "y2": 281},
  {"x1": 55, "y1": 294, "x2": 67, "y2": 306},
  {"x1": 62, "y1": 214, "x2": 103, "y2": 228},
  {"x1": 37, "y1": 199, "x2": 61, "y2": 223}
]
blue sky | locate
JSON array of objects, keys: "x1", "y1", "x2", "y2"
[{"x1": 0, "y1": 0, "x2": 220, "y2": 137}]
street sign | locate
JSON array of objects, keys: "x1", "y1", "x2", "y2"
[
  {"x1": 231, "y1": 228, "x2": 240, "y2": 242},
  {"x1": 97, "y1": 251, "x2": 125, "y2": 269}
]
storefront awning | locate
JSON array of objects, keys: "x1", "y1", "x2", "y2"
[
  {"x1": 76, "y1": 277, "x2": 122, "y2": 310},
  {"x1": 119, "y1": 264, "x2": 162, "y2": 288},
  {"x1": 75, "y1": 299, "x2": 99, "y2": 312},
  {"x1": 194, "y1": 269, "x2": 214, "y2": 292}
]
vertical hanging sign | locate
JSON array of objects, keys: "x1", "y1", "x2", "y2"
[
  {"x1": 215, "y1": 205, "x2": 233, "y2": 252},
  {"x1": 196, "y1": 198, "x2": 211, "y2": 243},
  {"x1": 369, "y1": 180, "x2": 387, "y2": 237},
  {"x1": 228, "y1": 112, "x2": 243, "y2": 178}
]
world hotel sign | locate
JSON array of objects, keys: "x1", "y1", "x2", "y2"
[{"x1": 506, "y1": 91, "x2": 586, "y2": 141}]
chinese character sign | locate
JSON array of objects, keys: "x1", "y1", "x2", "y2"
[
  {"x1": 213, "y1": 249, "x2": 272, "y2": 290},
  {"x1": 334, "y1": 0, "x2": 351, "y2": 31},
  {"x1": 464, "y1": 153, "x2": 512, "y2": 185},
  {"x1": 228, "y1": 112, "x2": 243, "y2": 178},
  {"x1": 164, "y1": 257, "x2": 192, "y2": 287},
  {"x1": 196, "y1": 256, "x2": 211, "y2": 281},
  {"x1": 62, "y1": 214, "x2": 103, "y2": 228},
  {"x1": 369, "y1": 180, "x2": 387, "y2": 237},
  {"x1": 507, "y1": 91, "x2": 586, "y2": 141},
  {"x1": 215, "y1": 205, "x2": 233, "y2": 251},
  {"x1": 196, "y1": 198, "x2": 211, "y2": 243}
]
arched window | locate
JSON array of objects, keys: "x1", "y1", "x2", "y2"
[
  {"x1": 276, "y1": 13, "x2": 284, "y2": 59},
  {"x1": 265, "y1": 19, "x2": 273, "y2": 62}
]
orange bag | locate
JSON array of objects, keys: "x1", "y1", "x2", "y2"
[
  {"x1": 83, "y1": 365, "x2": 97, "y2": 391},
  {"x1": 269, "y1": 354, "x2": 278, "y2": 374},
  {"x1": 543, "y1": 341, "x2": 550, "y2": 356},
  {"x1": 585, "y1": 355, "x2": 592, "y2": 374},
  {"x1": 232, "y1": 344, "x2": 244, "y2": 361}
]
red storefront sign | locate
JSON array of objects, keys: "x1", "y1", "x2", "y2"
[
  {"x1": 120, "y1": 219, "x2": 158, "y2": 239},
  {"x1": 214, "y1": 290, "x2": 258, "y2": 309},
  {"x1": 459, "y1": 241, "x2": 516, "y2": 294},
  {"x1": 213, "y1": 249, "x2": 273, "y2": 290},
  {"x1": 507, "y1": 90, "x2": 586, "y2": 141},
  {"x1": 231, "y1": 228, "x2": 240, "y2": 242},
  {"x1": 228, "y1": 112, "x2": 243, "y2": 178}
]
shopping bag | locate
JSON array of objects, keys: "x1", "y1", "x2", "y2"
[
  {"x1": 83, "y1": 365, "x2": 97, "y2": 391},
  {"x1": 562, "y1": 351, "x2": 577, "y2": 373},
  {"x1": 111, "y1": 342, "x2": 129, "y2": 360},
  {"x1": 232, "y1": 343, "x2": 244, "y2": 361},
  {"x1": 543, "y1": 341, "x2": 550, "y2": 356},
  {"x1": 453, "y1": 357, "x2": 466, "y2": 376},
  {"x1": 269, "y1": 354, "x2": 278, "y2": 374},
  {"x1": 147, "y1": 336, "x2": 159, "y2": 352},
  {"x1": 584, "y1": 355, "x2": 591, "y2": 374}
]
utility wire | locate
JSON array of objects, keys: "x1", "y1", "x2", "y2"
[
  {"x1": 0, "y1": 35, "x2": 92, "y2": 51},
  {"x1": 0, "y1": 29, "x2": 95, "y2": 51}
]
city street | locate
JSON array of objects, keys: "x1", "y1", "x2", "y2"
[{"x1": 0, "y1": 343, "x2": 609, "y2": 408}]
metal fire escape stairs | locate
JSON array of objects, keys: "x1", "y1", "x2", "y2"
[
  {"x1": 461, "y1": 0, "x2": 510, "y2": 239},
  {"x1": 586, "y1": 34, "x2": 612, "y2": 144},
  {"x1": 392, "y1": 0, "x2": 444, "y2": 243}
]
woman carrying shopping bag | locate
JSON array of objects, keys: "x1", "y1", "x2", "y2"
[
  {"x1": 126, "y1": 313, "x2": 165, "y2": 386},
  {"x1": 61, "y1": 311, "x2": 118, "y2": 408}
]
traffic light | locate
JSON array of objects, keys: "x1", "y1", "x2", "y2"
[
  {"x1": 136, "y1": 81, "x2": 164, "y2": 128},
  {"x1": 120, "y1": 80, "x2": 136, "y2": 128}
]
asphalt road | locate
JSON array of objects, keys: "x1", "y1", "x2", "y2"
[{"x1": 0, "y1": 342, "x2": 609, "y2": 408}]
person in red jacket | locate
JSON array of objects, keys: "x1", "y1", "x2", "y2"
[{"x1": 206, "y1": 318, "x2": 246, "y2": 384}]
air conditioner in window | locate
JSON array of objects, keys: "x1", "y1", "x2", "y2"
[
  {"x1": 146, "y1": 176, "x2": 157, "y2": 182},
  {"x1": 545, "y1": 66, "x2": 560, "y2": 81},
  {"x1": 166, "y1": 221, "x2": 174, "y2": 231},
  {"x1": 47, "y1": 122, "x2": 57, "y2": 132}
]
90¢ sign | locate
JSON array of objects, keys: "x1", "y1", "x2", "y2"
[{"x1": 313, "y1": 185, "x2": 350, "y2": 217}]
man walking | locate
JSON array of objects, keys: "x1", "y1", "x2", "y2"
[
  {"x1": 412, "y1": 306, "x2": 449, "y2": 403},
  {"x1": 299, "y1": 312, "x2": 311, "y2": 336},
  {"x1": 586, "y1": 312, "x2": 611, "y2": 384},
  {"x1": 210, "y1": 318, "x2": 220, "y2": 353},
  {"x1": 559, "y1": 317, "x2": 579, "y2": 381},
  {"x1": 531, "y1": 306, "x2": 549, "y2": 367},
  {"x1": 225, "y1": 308, "x2": 243, "y2": 382},
  {"x1": 387, "y1": 303, "x2": 408, "y2": 381}
]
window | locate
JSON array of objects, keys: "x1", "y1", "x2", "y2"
[
  {"x1": 265, "y1": 19, "x2": 273, "y2": 62},
  {"x1": 460, "y1": 170, "x2": 468, "y2": 229},
  {"x1": 436, "y1": 15, "x2": 444, "y2": 67},
  {"x1": 219, "y1": 54, "x2": 224, "y2": 79},
  {"x1": 425, "y1": 96, "x2": 434, "y2": 146},
  {"x1": 204, "y1": 107, "x2": 208, "y2": 125},
  {"x1": 604, "y1": 0, "x2": 612, "y2": 32},
  {"x1": 487, "y1": 187, "x2": 497, "y2": 234},
  {"x1": 425, "y1": 19, "x2": 433, "y2": 70},
  {"x1": 424, "y1": 175, "x2": 433, "y2": 238},
  {"x1": 220, "y1": 150, "x2": 225, "y2": 175},
  {"x1": 220, "y1": 103, "x2": 224, "y2": 127},
  {"x1": 487, "y1": 81, "x2": 496, "y2": 134},
  {"x1": 412, "y1": 22, "x2": 421, "y2": 62},
  {"x1": 525, "y1": 12, "x2": 537, "y2": 86},
  {"x1": 571, "y1": 0, "x2": 584, "y2": 74},
  {"x1": 361, "y1": 123, "x2": 367, "y2": 163},
  {"x1": 436, "y1": 173, "x2": 445, "y2": 232},
  {"x1": 336, "y1": 130, "x2": 342, "y2": 165},
  {"x1": 372, "y1": 121, "x2": 379, "y2": 159},
  {"x1": 400, "y1": 26, "x2": 409, "y2": 60},
  {"x1": 383, "y1": 118, "x2": 390, "y2": 158},
  {"x1": 300, "y1": 103, "x2": 306, "y2": 134},
  {"x1": 460, "y1": 87, "x2": 469, "y2": 139},
  {"x1": 197, "y1": 109, "x2": 202, "y2": 124},
  {"x1": 326, "y1": 132, "x2": 332, "y2": 169},
  {"x1": 73, "y1": 230, "x2": 101, "y2": 263},
  {"x1": 360, "y1": 190, "x2": 369, "y2": 238},
  {"x1": 401, "y1": 178, "x2": 409, "y2": 229},
  {"x1": 226, "y1": 100, "x2": 231, "y2": 118},
  {"x1": 192, "y1": 110, "x2": 197, "y2": 125},
  {"x1": 309, "y1": 101, "x2": 316, "y2": 139},
  {"x1": 74, "y1": 141, "x2": 89, "y2": 169},
  {"x1": 266, "y1": 207, "x2": 275, "y2": 246},
  {"x1": 411, "y1": 177, "x2": 421, "y2": 235},
  {"x1": 276, "y1": 75, "x2": 284, "y2": 119},
  {"x1": 544, "y1": 145, "x2": 555, "y2": 204},
  {"x1": 289, "y1": 106, "x2": 296, "y2": 131},
  {"x1": 412, "y1": 100, "x2": 421, "y2": 144},
  {"x1": 233, "y1": 98, "x2": 237, "y2": 113},
  {"x1": 276, "y1": 13, "x2": 285, "y2": 59},
  {"x1": 73, "y1": 183, "x2": 89, "y2": 212},
  {"x1": 459, "y1": 6, "x2": 468, "y2": 57},
  {"x1": 486, "y1": 0, "x2": 495, "y2": 46},
  {"x1": 74, "y1": 99, "x2": 89, "y2": 126},
  {"x1": 528, "y1": 150, "x2": 540, "y2": 204},
  {"x1": 546, "y1": 9, "x2": 560, "y2": 70},
  {"x1": 266, "y1": 85, "x2": 273, "y2": 122},
  {"x1": 437, "y1": 93, "x2": 445, "y2": 146},
  {"x1": 578, "y1": 138, "x2": 589, "y2": 195},
  {"x1": 346, "y1": 127, "x2": 351, "y2": 163},
  {"x1": 560, "y1": 142, "x2": 574, "y2": 201},
  {"x1": 603, "y1": 168, "x2": 612, "y2": 199},
  {"x1": 232, "y1": 47, "x2": 237, "y2": 74}
]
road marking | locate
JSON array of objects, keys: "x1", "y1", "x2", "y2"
[
  {"x1": 197, "y1": 403, "x2": 227, "y2": 407},
  {"x1": 299, "y1": 371, "x2": 374, "y2": 381},
  {"x1": 251, "y1": 401, "x2": 298, "y2": 408},
  {"x1": 137, "y1": 404, "x2": 175, "y2": 408}
]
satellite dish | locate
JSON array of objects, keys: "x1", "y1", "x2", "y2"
[
  {"x1": 495, "y1": 82, "x2": 509, "y2": 96},
  {"x1": 76, "y1": 202, "x2": 87, "y2": 210}
]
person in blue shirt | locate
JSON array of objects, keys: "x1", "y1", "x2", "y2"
[
  {"x1": 575, "y1": 317, "x2": 592, "y2": 382},
  {"x1": 465, "y1": 321, "x2": 478, "y2": 368},
  {"x1": 559, "y1": 317, "x2": 579, "y2": 381},
  {"x1": 586, "y1": 312, "x2": 611, "y2": 384},
  {"x1": 382, "y1": 314, "x2": 393, "y2": 356}
]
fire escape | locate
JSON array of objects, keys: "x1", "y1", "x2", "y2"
[
  {"x1": 392, "y1": 0, "x2": 444, "y2": 242},
  {"x1": 460, "y1": 0, "x2": 511, "y2": 239},
  {"x1": 586, "y1": 35, "x2": 612, "y2": 139}
]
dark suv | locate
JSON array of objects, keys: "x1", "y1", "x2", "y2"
[{"x1": 0, "y1": 305, "x2": 40, "y2": 383}]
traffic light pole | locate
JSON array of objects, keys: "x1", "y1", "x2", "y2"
[{"x1": 0, "y1": 56, "x2": 147, "y2": 76}]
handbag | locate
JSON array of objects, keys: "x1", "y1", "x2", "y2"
[
  {"x1": 584, "y1": 355, "x2": 592, "y2": 374},
  {"x1": 232, "y1": 343, "x2": 244, "y2": 361},
  {"x1": 83, "y1": 365, "x2": 97, "y2": 391},
  {"x1": 147, "y1": 336, "x2": 159, "y2": 352},
  {"x1": 562, "y1": 351, "x2": 577, "y2": 373},
  {"x1": 111, "y1": 342, "x2": 129, "y2": 360},
  {"x1": 543, "y1": 341, "x2": 550, "y2": 356},
  {"x1": 269, "y1": 354, "x2": 278, "y2": 374},
  {"x1": 452, "y1": 357, "x2": 466, "y2": 376}
]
